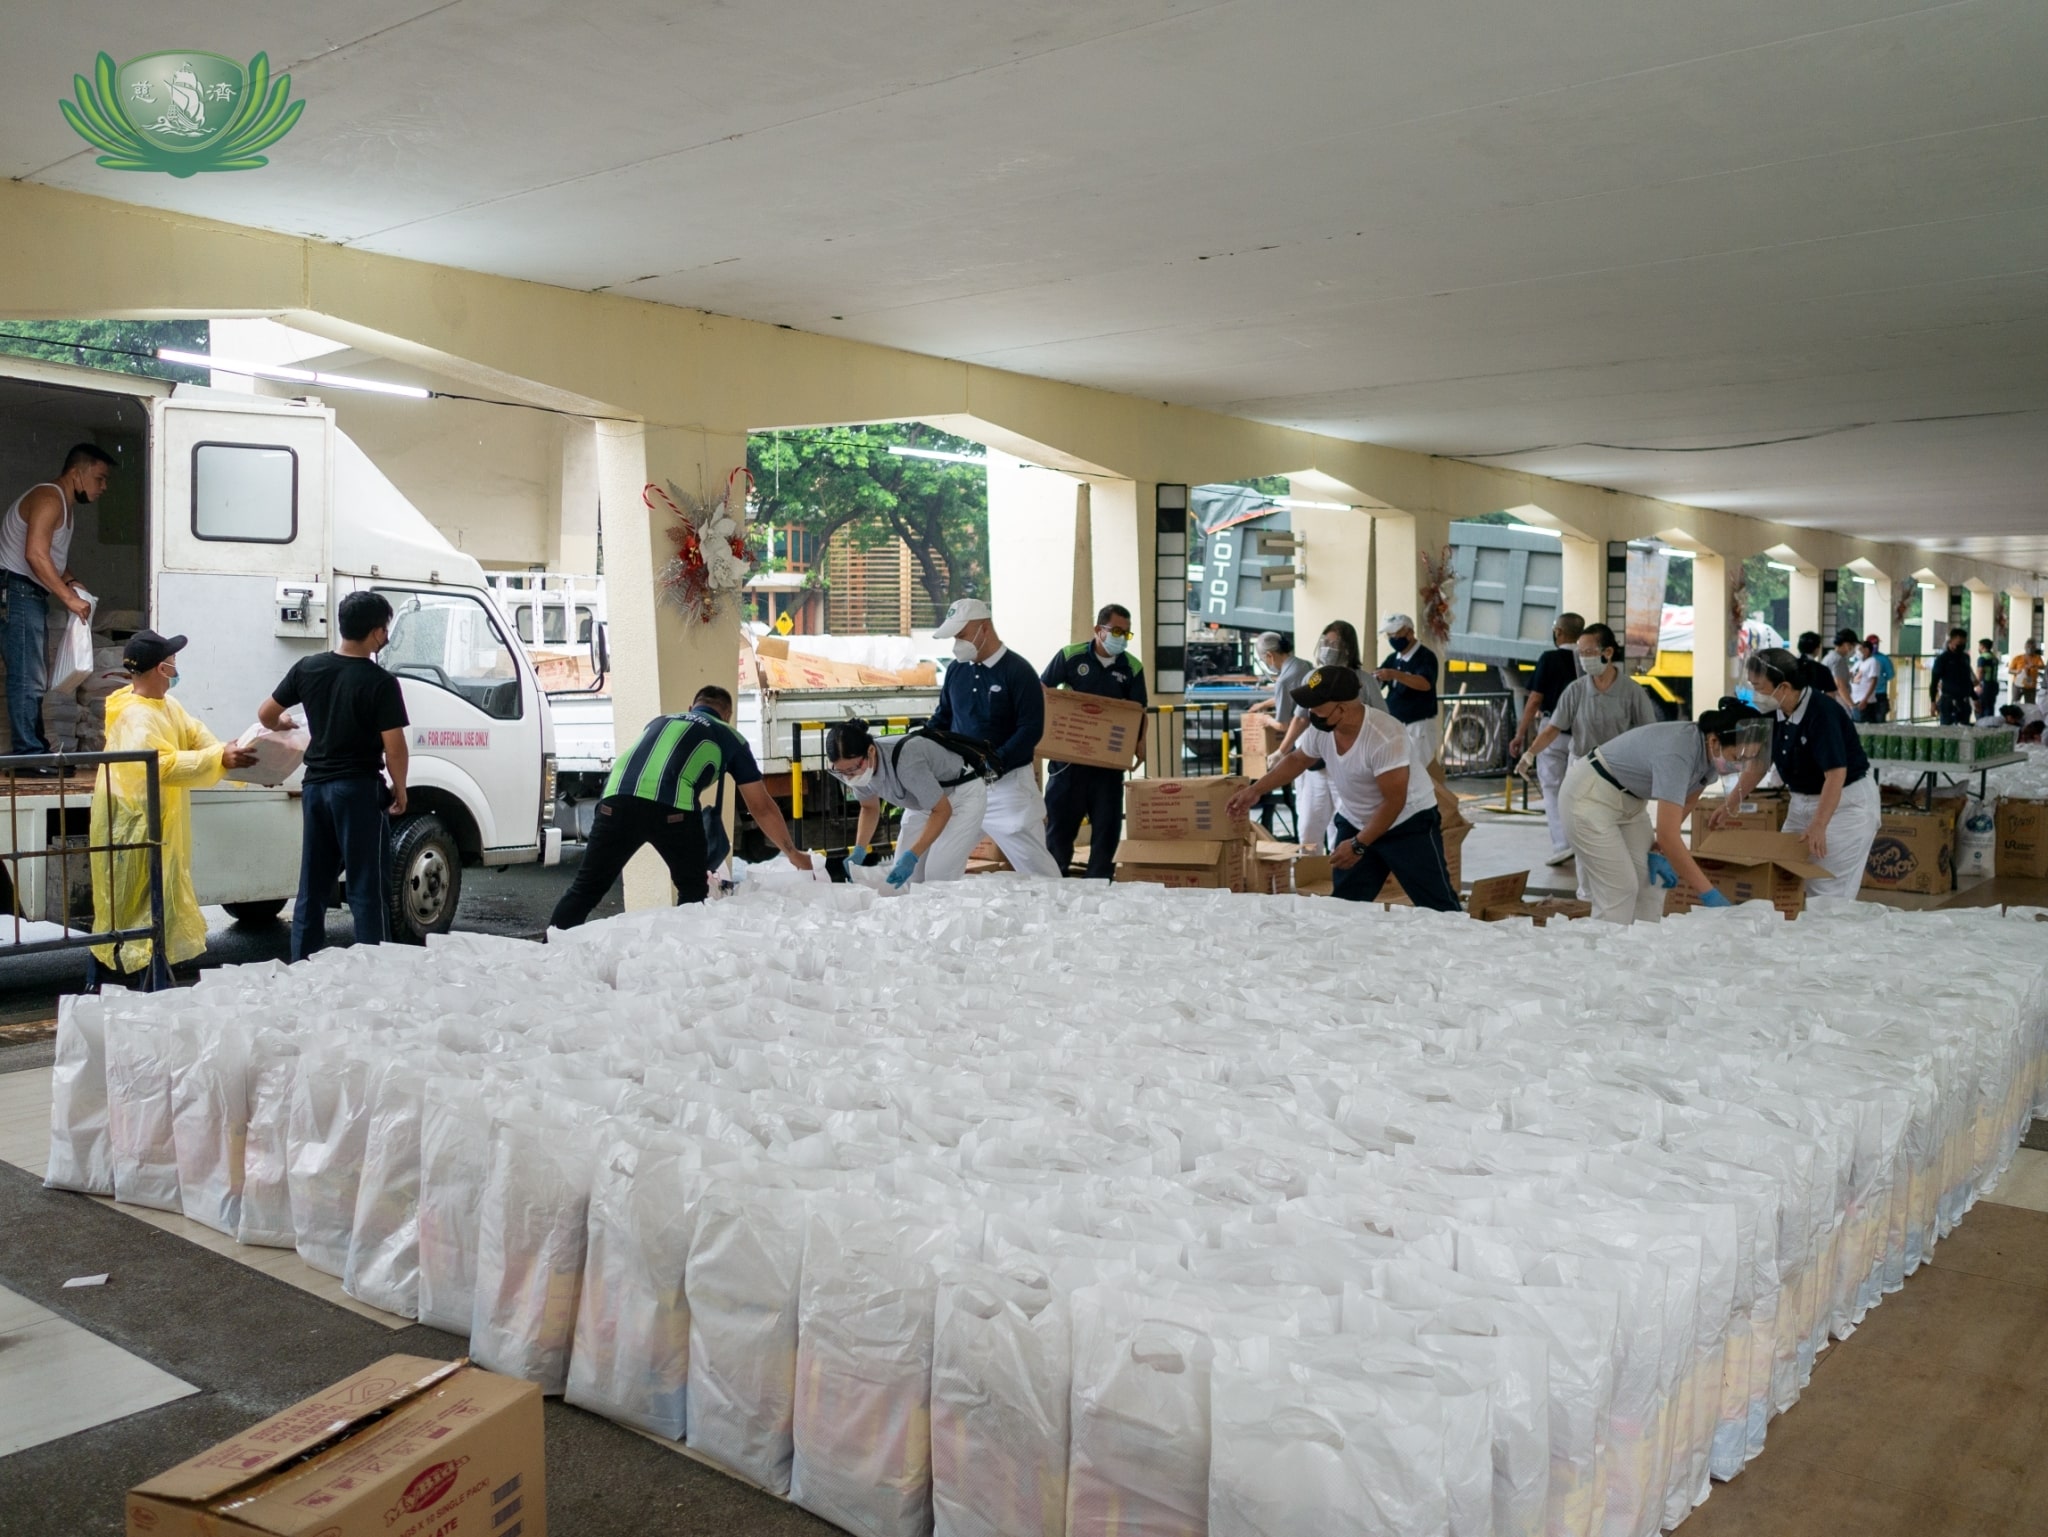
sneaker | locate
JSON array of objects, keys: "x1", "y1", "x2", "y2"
[{"x1": 1545, "y1": 847, "x2": 1575, "y2": 866}]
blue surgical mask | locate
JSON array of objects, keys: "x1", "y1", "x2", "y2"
[
  {"x1": 1099, "y1": 632, "x2": 1128, "y2": 657},
  {"x1": 165, "y1": 670, "x2": 180, "y2": 690}
]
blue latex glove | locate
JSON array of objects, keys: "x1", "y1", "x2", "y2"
[
  {"x1": 886, "y1": 849, "x2": 920, "y2": 889},
  {"x1": 849, "y1": 843, "x2": 870, "y2": 865},
  {"x1": 1646, "y1": 852, "x2": 1678, "y2": 888},
  {"x1": 1698, "y1": 888, "x2": 1734, "y2": 908}
]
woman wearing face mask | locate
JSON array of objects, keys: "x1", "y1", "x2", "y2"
[
  {"x1": 1713, "y1": 647, "x2": 1879, "y2": 901},
  {"x1": 1556, "y1": 698, "x2": 1771, "y2": 925},
  {"x1": 1276, "y1": 620, "x2": 1388, "y2": 850},
  {"x1": 1516, "y1": 624, "x2": 1659, "y2": 773},
  {"x1": 826, "y1": 717, "x2": 988, "y2": 887}
]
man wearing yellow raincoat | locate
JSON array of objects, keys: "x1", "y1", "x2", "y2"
[{"x1": 91, "y1": 631, "x2": 256, "y2": 975}]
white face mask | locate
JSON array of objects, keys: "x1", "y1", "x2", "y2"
[
  {"x1": 1315, "y1": 643, "x2": 1342, "y2": 666},
  {"x1": 951, "y1": 638, "x2": 980, "y2": 664},
  {"x1": 1099, "y1": 631, "x2": 1128, "y2": 657},
  {"x1": 1575, "y1": 649, "x2": 1607, "y2": 674},
  {"x1": 836, "y1": 756, "x2": 876, "y2": 791}
]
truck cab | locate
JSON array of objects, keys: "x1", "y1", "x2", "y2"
[{"x1": 0, "y1": 358, "x2": 558, "y2": 943}]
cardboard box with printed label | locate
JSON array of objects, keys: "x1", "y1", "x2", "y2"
[
  {"x1": 1689, "y1": 792, "x2": 1789, "y2": 849},
  {"x1": 1124, "y1": 776, "x2": 1253, "y2": 840},
  {"x1": 1863, "y1": 800, "x2": 1959, "y2": 895},
  {"x1": 1995, "y1": 797, "x2": 2048, "y2": 879},
  {"x1": 1112, "y1": 835, "x2": 1252, "y2": 891},
  {"x1": 1679, "y1": 829, "x2": 1830, "y2": 918},
  {"x1": 127, "y1": 1355, "x2": 544, "y2": 1537},
  {"x1": 1038, "y1": 688, "x2": 1145, "y2": 771},
  {"x1": 1241, "y1": 716, "x2": 1286, "y2": 780}
]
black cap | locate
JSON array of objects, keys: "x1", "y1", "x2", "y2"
[
  {"x1": 1834, "y1": 627, "x2": 1860, "y2": 646},
  {"x1": 122, "y1": 630, "x2": 187, "y2": 673},
  {"x1": 1290, "y1": 666, "x2": 1363, "y2": 709}
]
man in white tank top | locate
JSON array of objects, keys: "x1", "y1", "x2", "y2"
[{"x1": 3, "y1": 443, "x2": 110, "y2": 759}]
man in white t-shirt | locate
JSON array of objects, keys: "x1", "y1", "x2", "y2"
[{"x1": 1226, "y1": 665, "x2": 1460, "y2": 910}]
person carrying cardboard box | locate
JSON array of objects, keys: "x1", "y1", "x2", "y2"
[
  {"x1": 1040, "y1": 603, "x2": 1148, "y2": 878},
  {"x1": 1225, "y1": 666, "x2": 1461, "y2": 911}
]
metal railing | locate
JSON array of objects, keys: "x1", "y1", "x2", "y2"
[{"x1": 0, "y1": 751, "x2": 168, "y2": 988}]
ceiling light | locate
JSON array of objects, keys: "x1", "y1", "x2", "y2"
[
  {"x1": 157, "y1": 348, "x2": 430, "y2": 400},
  {"x1": 887, "y1": 446, "x2": 985, "y2": 465},
  {"x1": 1765, "y1": 560, "x2": 1797, "y2": 573},
  {"x1": 1274, "y1": 497, "x2": 1357, "y2": 512},
  {"x1": 1851, "y1": 575, "x2": 1876, "y2": 586}
]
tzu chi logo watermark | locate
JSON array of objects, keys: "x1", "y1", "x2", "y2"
[{"x1": 60, "y1": 51, "x2": 305, "y2": 176}]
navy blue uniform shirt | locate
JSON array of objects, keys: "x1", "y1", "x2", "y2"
[
  {"x1": 1381, "y1": 642, "x2": 1440, "y2": 724},
  {"x1": 1041, "y1": 641, "x2": 1149, "y2": 706},
  {"x1": 1772, "y1": 688, "x2": 1869, "y2": 795},
  {"x1": 930, "y1": 645, "x2": 1044, "y2": 775}
]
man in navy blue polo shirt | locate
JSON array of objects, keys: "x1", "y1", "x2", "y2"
[
  {"x1": 1041, "y1": 602, "x2": 1149, "y2": 877},
  {"x1": 1376, "y1": 612, "x2": 1441, "y2": 766},
  {"x1": 930, "y1": 598, "x2": 1062, "y2": 877}
]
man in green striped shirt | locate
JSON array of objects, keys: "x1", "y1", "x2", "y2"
[{"x1": 548, "y1": 685, "x2": 811, "y2": 929}]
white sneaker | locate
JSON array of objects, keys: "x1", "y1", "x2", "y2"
[{"x1": 1545, "y1": 847, "x2": 1575, "y2": 866}]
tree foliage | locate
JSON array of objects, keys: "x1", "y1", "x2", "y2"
[
  {"x1": 0, "y1": 319, "x2": 211, "y2": 385},
  {"x1": 749, "y1": 423, "x2": 989, "y2": 613}
]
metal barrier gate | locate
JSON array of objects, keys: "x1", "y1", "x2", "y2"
[{"x1": 0, "y1": 751, "x2": 170, "y2": 989}]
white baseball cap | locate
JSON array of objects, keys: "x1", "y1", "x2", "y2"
[
  {"x1": 933, "y1": 597, "x2": 993, "y2": 639},
  {"x1": 1381, "y1": 613, "x2": 1416, "y2": 635}
]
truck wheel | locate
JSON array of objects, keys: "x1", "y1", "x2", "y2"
[
  {"x1": 222, "y1": 899, "x2": 286, "y2": 925},
  {"x1": 388, "y1": 813, "x2": 462, "y2": 944}
]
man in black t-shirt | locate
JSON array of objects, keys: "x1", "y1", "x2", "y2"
[
  {"x1": 1510, "y1": 611, "x2": 1584, "y2": 864},
  {"x1": 259, "y1": 590, "x2": 410, "y2": 960}
]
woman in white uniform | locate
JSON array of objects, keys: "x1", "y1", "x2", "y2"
[
  {"x1": 826, "y1": 718, "x2": 989, "y2": 886},
  {"x1": 1558, "y1": 699, "x2": 1771, "y2": 924},
  {"x1": 1714, "y1": 648, "x2": 1880, "y2": 900}
]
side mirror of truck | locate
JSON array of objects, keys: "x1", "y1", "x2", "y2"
[{"x1": 590, "y1": 621, "x2": 609, "y2": 688}]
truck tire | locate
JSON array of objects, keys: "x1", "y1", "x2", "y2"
[
  {"x1": 387, "y1": 812, "x2": 462, "y2": 944},
  {"x1": 222, "y1": 899, "x2": 286, "y2": 926}
]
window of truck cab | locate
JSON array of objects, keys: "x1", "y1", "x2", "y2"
[
  {"x1": 191, "y1": 443, "x2": 298, "y2": 543},
  {"x1": 374, "y1": 587, "x2": 523, "y2": 720}
]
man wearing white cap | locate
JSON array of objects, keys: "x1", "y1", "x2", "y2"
[
  {"x1": 928, "y1": 598, "x2": 1062, "y2": 877},
  {"x1": 1376, "y1": 612, "x2": 1442, "y2": 767}
]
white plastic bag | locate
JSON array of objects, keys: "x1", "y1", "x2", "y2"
[
  {"x1": 235, "y1": 1030, "x2": 301, "y2": 1248},
  {"x1": 222, "y1": 721, "x2": 309, "y2": 786},
  {"x1": 418, "y1": 1076, "x2": 492, "y2": 1335},
  {"x1": 1957, "y1": 797, "x2": 1995, "y2": 879},
  {"x1": 286, "y1": 1042, "x2": 377, "y2": 1276},
  {"x1": 49, "y1": 587, "x2": 95, "y2": 695},
  {"x1": 44, "y1": 994, "x2": 112, "y2": 1194},
  {"x1": 469, "y1": 1109, "x2": 602, "y2": 1392},
  {"x1": 932, "y1": 1262, "x2": 1071, "y2": 1537},
  {"x1": 105, "y1": 1006, "x2": 191, "y2": 1212},
  {"x1": 169, "y1": 1026, "x2": 248, "y2": 1235},
  {"x1": 344, "y1": 1056, "x2": 442, "y2": 1317}
]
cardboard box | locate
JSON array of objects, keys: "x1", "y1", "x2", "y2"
[
  {"x1": 1113, "y1": 835, "x2": 1251, "y2": 891},
  {"x1": 1996, "y1": 797, "x2": 2048, "y2": 879},
  {"x1": 1863, "y1": 801, "x2": 1959, "y2": 895},
  {"x1": 128, "y1": 1355, "x2": 543, "y2": 1537},
  {"x1": 1039, "y1": 688, "x2": 1145, "y2": 770},
  {"x1": 1690, "y1": 792, "x2": 1789, "y2": 849},
  {"x1": 1467, "y1": 870, "x2": 1592, "y2": 925},
  {"x1": 1251, "y1": 839, "x2": 1333, "y2": 896},
  {"x1": 1241, "y1": 716, "x2": 1286, "y2": 779},
  {"x1": 1124, "y1": 776, "x2": 1253, "y2": 840},
  {"x1": 1684, "y1": 829, "x2": 1830, "y2": 918}
]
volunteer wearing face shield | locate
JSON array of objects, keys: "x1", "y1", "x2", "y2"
[
  {"x1": 1243, "y1": 631, "x2": 1311, "y2": 724},
  {"x1": 1041, "y1": 603, "x2": 1149, "y2": 877},
  {"x1": 1557, "y1": 699, "x2": 1771, "y2": 924},
  {"x1": 928, "y1": 598, "x2": 1062, "y2": 878},
  {"x1": 1273, "y1": 620, "x2": 1387, "y2": 850},
  {"x1": 828, "y1": 717, "x2": 988, "y2": 886},
  {"x1": 1716, "y1": 647, "x2": 1879, "y2": 900},
  {"x1": 1226, "y1": 666, "x2": 1461, "y2": 911},
  {"x1": 90, "y1": 631, "x2": 260, "y2": 978}
]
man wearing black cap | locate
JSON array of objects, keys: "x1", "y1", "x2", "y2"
[
  {"x1": 1225, "y1": 665, "x2": 1461, "y2": 911},
  {"x1": 258, "y1": 590, "x2": 410, "y2": 959},
  {"x1": 90, "y1": 631, "x2": 258, "y2": 977}
]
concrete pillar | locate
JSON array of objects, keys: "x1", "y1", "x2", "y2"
[
  {"x1": 986, "y1": 456, "x2": 1085, "y2": 673},
  {"x1": 1820, "y1": 569, "x2": 1839, "y2": 642},
  {"x1": 1088, "y1": 479, "x2": 1168, "y2": 696},
  {"x1": 1787, "y1": 568, "x2": 1822, "y2": 641},
  {"x1": 1070, "y1": 482, "x2": 1095, "y2": 640},
  {"x1": 1370, "y1": 508, "x2": 1448, "y2": 646},
  {"x1": 553, "y1": 417, "x2": 600, "y2": 574},
  {"x1": 1691, "y1": 553, "x2": 1731, "y2": 708},
  {"x1": 1967, "y1": 583, "x2": 1997, "y2": 697},
  {"x1": 595, "y1": 420, "x2": 748, "y2": 908},
  {"x1": 1561, "y1": 536, "x2": 1603, "y2": 629},
  {"x1": 1291, "y1": 506, "x2": 1372, "y2": 668}
]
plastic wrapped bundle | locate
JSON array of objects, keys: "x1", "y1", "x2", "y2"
[
  {"x1": 344, "y1": 1054, "x2": 455, "y2": 1318},
  {"x1": 931, "y1": 1262, "x2": 1071, "y2": 1537},
  {"x1": 469, "y1": 1106, "x2": 603, "y2": 1393},
  {"x1": 418, "y1": 1076, "x2": 493, "y2": 1335},
  {"x1": 285, "y1": 1041, "x2": 379, "y2": 1276},
  {"x1": 105, "y1": 1006, "x2": 195, "y2": 1211},
  {"x1": 564, "y1": 1134, "x2": 708, "y2": 1439},
  {"x1": 236, "y1": 1030, "x2": 302, "y2": 1248},
  {"x1": 44, "y1": 994, "x2": 111, "y2": 1194},
  {"x1": 169, "y1": 1025, "x2": 248, "y2": 1235},
  {"x1": 791, "y1": 1205, "x2": 961, "y2": 1537}
]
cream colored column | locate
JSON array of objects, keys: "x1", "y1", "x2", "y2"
[
  {"x1": 554, "y1": 418, "x2": 600, "y2": 574},
  {"x1": 1787, "y1": 568, "x2": 1821, "y2": 641},
  {"x1": 1070, "y1": 482, "x2": 1095, "y2": 639},
  {"x1": 1291, "y1": 506, "x2": 1372, "y2": 658},
  {"x1": 987, "y1": 455, "x2": 1085, "y2": 671},
  {"x1": 1690, "y1": 553, "x2": 1731, "y2": 707},
  {"x1": 1370, "y1": 508, "x2": 1449, "y2": 646},
  {"x1": 1088, "y1": 479, "x2": 1162, "y2": 691},
  {"x1": 1560, "y1": 535, "x2": 1603, "y2": 627},
  {"x1": 595, "y1": 420, "x2": 748, "y2": 909}
]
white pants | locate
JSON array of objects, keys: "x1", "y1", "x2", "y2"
[
  {"x1": 1536, "y1": 720, "x2": 1571, "y2": 855},
  {"x1": 1782, "y1": 775, "x2": 1880, "y2": 900},
  {"x1": 980, "y1": 765, "x2": 1062, "y2": 878},
  {"x1": 1404, "y1": 715, "x2": 1440, "y2": 768},
  {"x1": 1298, "y1": 768, "x2": 1336, "y2": 851},
  {"x1": 1559, "y1": 756, "x2": 1665, "y2": 926},
  {"x1": 897, "y1": 777, "x2": 988, "y2": 883}
]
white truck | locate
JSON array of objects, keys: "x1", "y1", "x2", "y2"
[{"x1": 0, "y1": 355, "x2": 560, "y2": 944}]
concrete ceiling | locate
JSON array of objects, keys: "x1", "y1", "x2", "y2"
[{"x1": 10, "y1": 2, "x2": 2047, "y2": 564}]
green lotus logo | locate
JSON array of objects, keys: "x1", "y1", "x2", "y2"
[{"x1": 60, "y1": 51, "x2": 304, "y2": 176}]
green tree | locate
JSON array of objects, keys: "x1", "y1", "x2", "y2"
[
  {"x1": 749, "y1": 423, "x2": 989, "y2": 614},
  {"x1": 0, "y1": 319, "x2": 210, "y2": 385}
]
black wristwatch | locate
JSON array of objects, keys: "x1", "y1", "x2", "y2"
[{"x1": 1349, "y1": 837, "x2": 1367, "y2": 857}]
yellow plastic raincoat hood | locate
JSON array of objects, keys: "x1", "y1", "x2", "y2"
[{"x1": 91, "y1": 685, "x2": 228, "y2": 970}]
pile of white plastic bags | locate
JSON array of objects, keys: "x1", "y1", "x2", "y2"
[{"x1": 44, "y1": 872, "x2": 2048, "y2": 1537}]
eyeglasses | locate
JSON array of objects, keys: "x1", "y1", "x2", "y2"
[{"x1": 1100, "y1": 626, "x2": 1132, "y2": 639}]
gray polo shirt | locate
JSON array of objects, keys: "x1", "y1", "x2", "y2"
[
  {"x1": 855, "y1": 733, "x2": 971, "y2": 812},
  {"x1": 1272, "y1": 654, "x2": 1314, "y2": 725},
  {"x1": 1826, "y1": 649, "x2": 1855, "y2": 698},
  {"x1": 1551, "y1": 672, "x2": 1660, "y2": 759},
  {"x1": 1589, "y1": 720, "x2": 1714, "y2": 804}
]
